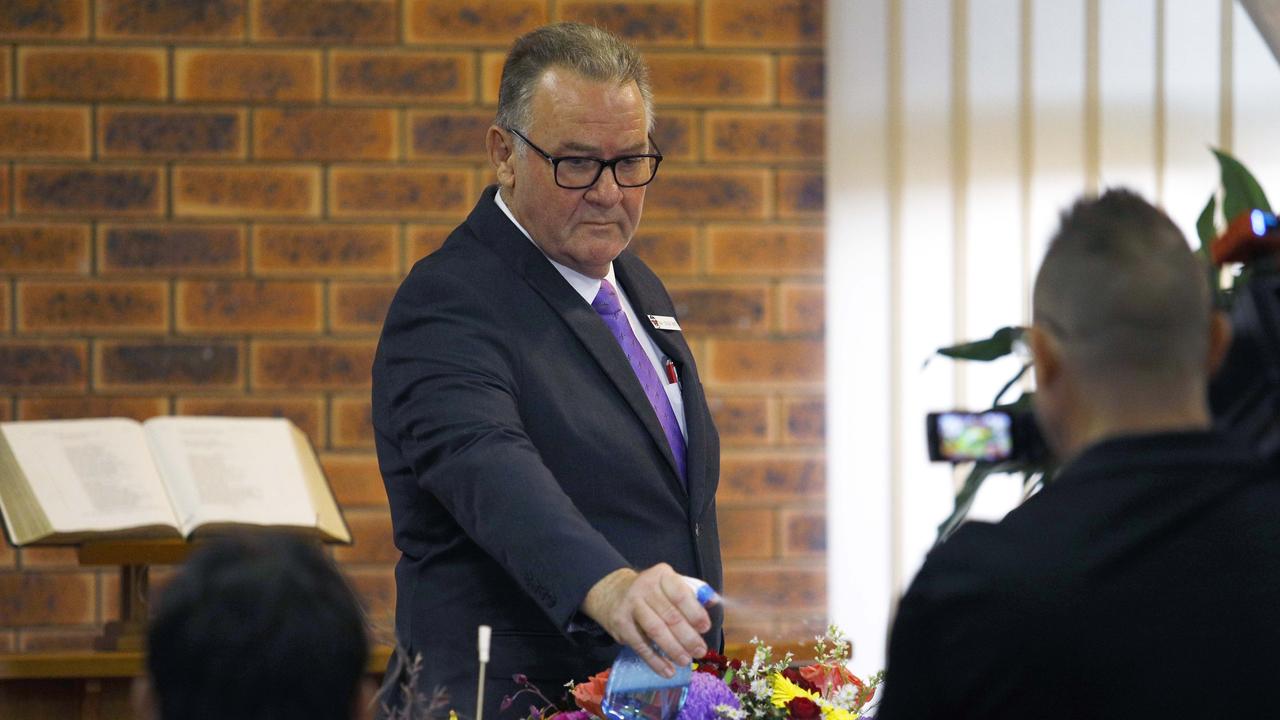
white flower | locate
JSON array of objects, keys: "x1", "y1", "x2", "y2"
[
  {"x1": 715, "y1": 705, "x2": 747, "y2": 720},
  {"x1": 750, "y1": 677, "x2": 771, "y2": 701}
]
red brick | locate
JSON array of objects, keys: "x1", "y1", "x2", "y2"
[
  {"x1": 254, "y1": 108, "x2": 397, "y2": 161},
  {"x1": 99, "y1": 107, "x2": 245, "y2": 159},
  {"x1": 0, "y1": 167, "x2": 8, "y2": 215},
  {"x1": 780, "y1": 509, "x2": 825, "y2": 556},
  {"x1": 706, "y1": 394, "x2": 769, "y2": 444},
  {"x1": 18, "y1": 396, "x2": 167, "y2": 422},
  {"x1": 331, "y1": 394, "x2": 374, "y2": 448},
  {"x1": 772, "y1": 614, "x2": 831, "y2": 647},
  {"x1": 0, "y1": 106, "x2": 90, "y2": 158},
  {"x1": 254, "y1": 224, "x2": 398, "y2": 276},
  {"x1": 710, "y1": 339, "x2": 823, "y2": 384},
  {"x1": 722, "y1": 618, "x2": 777, "y2": 647},
  {"x1": 707, "y1": 226, "x2": 822, "y2": 275},
  {"x1": 345, "y1": 565, "x2": 395, "y2": 624},
  {"x1": 0, "y1": 631, "x2": 12, "y2": 651},
  {"x1": 407, "y1": 224, "x2": 451, "y2": 259},
  {"x1": 777, "y1": 170, "x2": 823, "y2": 218},
  {"x1": 174, "y1": 165, "x2": 320, "y2": 218},
  {"x1": 0, "y1": 0, "x2": 87, "y2": 39},
  {"x1": 408, "y1": 110, "x2": 490, "y2": 161},
  {"x1": 329, "y1": 167, "x2": 472, "y2": 219},
  {"x1": 719, "y1": 507, "x2": 775, "y2": 559},
  {"x1": 16, "y1": 165, "x2": 163, "y2": 218},
  {"x1": 779, "y1": 55, "x2": 823, "y2": 106},
  {"x1": 252, "y1": 339, "x2": 376, "y2": 390},
  {"x1": 669, "y1": 284, "x2": 769, "y2": 334},
  {"x1": 718, "y1": 454, "x2": 823, "y2": 502},
  {"x1": 0, "y1": 572, "x2": 96, "y2": 626},
  {"x1": 97, "y1": 0, "x2": 246, "y2": 40},
  {"x1": 652, "y1": 110, "x2": 697, "y2": 163},
  {"x1": 645, "y1": 169, "x2": 768, "y2": 220},
  {"x1": 321, "y1": 452, "x2": 386, "y2": 508},
  {"x1": 648, "y1": 54, "x2": 772, "y2": 105},
  {"x1": 176, "y1": 49, "x2": 320, "y2": 102},
  {"x1": 331, "y1": 50, "x2": 473, "y2": 103},
  {"x1": 253, "y1": 0, "x2": 396, "y2": 43},
  {"x1": 18, "y1": 546, "x2": 79, "y2": 568},
  {"x1": 0, "y1": 536, "x2": 14, "y2": 570},
  {"x1": 175, "y1": 396, "x2": 324, "y2": 444},
  {"x1": 405, "y1": 0, "x2": 545, "y2": 44},
  {"x1": 723, "y1": 565, "x2": 825, "y2": 614},
  {"x1": 0, "y1": 341, "x2": 87, "y2": 390},
  {"x1": 706, "y1": 112, "x2": 823, "y2": 162},
  {"x1": 99, "y1": 224, "x2": 246, "y2": 274},
  {"x1": 177, "y1": 280, "x2": 323, "y2": 334},
  {"x1": 0, "y1": 282, "x2": 8, "y2": 332},
  {"x1": 558, "y1": 1, "x2": 697, "y2": 47},
  {"x1": 331, "y1": 509, "x2": 396, "y2": 564},
  {"x1": 782, "y1": 395, "x2": 824, "y2": 445},
  {"x1": 19, "y1": 48, "x2": 165, "y2": 101},
  {"x1": 628, "y1": 224, "x2": 696, "y2": 276},
  {"x1": 780, "y1": 284, "x2": 822, "y2": 335},
  {"x1": 0, "y1": 224, "x2": 90, "y2": 273},
  {"x1": 96, "y1": 340, "x2": 242, "y2": 391},
  {"x1": 18, "y1": 280, "x2": 168, "y2": 333},
  {"x1": 330, "y1": 282, "x2": 397, "y2": 334},
  {"x1": 704, "y1": 0, "x2": 823, "y2": 48}
]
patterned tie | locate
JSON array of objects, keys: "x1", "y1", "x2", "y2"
[{"x1": 592, "y1": 279, "x2": 687, "y2": 483}]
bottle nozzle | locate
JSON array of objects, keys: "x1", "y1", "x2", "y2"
[{"x1": 681, "y1": 575, "x2": 720, "y2": 607}]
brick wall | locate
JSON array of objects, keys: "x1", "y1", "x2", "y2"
[{"x1": 0, "y1": 0, "x2": 824, "y2": 652}]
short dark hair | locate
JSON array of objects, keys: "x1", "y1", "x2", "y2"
[
  {"x1": 495, "y1": 22, "x2": 654, "y2": 135},
  {"x1": 1033, "y1": 188, "x2": 1210, "y2": 388},
  {"x1": 146, "y1": 533, "x2": 368, "y2": 720}
]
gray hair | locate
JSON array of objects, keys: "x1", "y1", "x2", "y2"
[
  {"x1": 495, "y1": 22, "x2": 655, "y2": 135},
  {"x1": 1033, "y1": 188, "x2": 1211, "y2": 389}
]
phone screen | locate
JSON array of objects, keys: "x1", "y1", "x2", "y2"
[{"x1": 929, "y1": 411, "x2": 1014, "y2": 462}]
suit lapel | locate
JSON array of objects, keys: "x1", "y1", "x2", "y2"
[{"x1": 464, "y1": 188, "x2": 686, "y2": 496}]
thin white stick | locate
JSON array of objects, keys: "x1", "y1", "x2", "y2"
[{"x1": 476, "y1": 625, "x2": 492, "y2": 720}]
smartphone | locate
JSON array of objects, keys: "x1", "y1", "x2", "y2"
[{"x1": 926, "y1": 410, "x2": 1016, "y2": 463}]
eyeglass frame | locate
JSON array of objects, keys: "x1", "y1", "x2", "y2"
[{"x1": 506, "y1": 127, "x2": 664, "y2": 190}]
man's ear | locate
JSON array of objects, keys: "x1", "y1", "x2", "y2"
[
  {"x1": 487, "y1": 125, "x2": 516, "y2": 190},
  {"x1": 1028, "y1": 324, "x2": 1060, "y2": 391},
  {"x1": 1207, "y1": 310, "x2": 1233, "y2": 377}
]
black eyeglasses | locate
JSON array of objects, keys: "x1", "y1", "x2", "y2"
[{"x1": 507, "y1": 128, "x2": 663, "y2": 190}]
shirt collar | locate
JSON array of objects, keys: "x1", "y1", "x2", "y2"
[{"x1": 494, "y1": 188, "x2": 614, "y2": 305}]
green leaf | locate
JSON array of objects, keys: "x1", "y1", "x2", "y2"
[
  {"x1": 1195, "y1": 194, "x2": 1217, "y2": 250},
  {"x1": 936, "y1": 326, "x2": 1024, "y2": 362},
  {"x1": 1213, "y1": 148, "x2": 1272, "y2": 221},
  {"x1": 936, "y1": 464, "x2": 997, "y2": 542}
]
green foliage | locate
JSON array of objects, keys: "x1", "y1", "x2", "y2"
[
  {"x1": 1213, "y1": 148, "x2": 1272, "y2": 221},
  {"x1": 935, "y1": 326, "x2": 1024, "y2": 362}
]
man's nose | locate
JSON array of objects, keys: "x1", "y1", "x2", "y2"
[{"x1": 585, "y1": 165, "x2": 624, "y2": 205}]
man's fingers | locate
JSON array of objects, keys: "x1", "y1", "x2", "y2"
[
  {"x1": 661, "y1": 573, "x2": 713, "y2": 635},
  {"x1": 635, "y1": 603, "x2": 692, "y2": 667},
  {"x1": 622, "y1": 615, "x2": 677, "y2": 678}
]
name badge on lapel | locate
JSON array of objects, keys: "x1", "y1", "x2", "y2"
[{"x1": 648, "y1": 315, "x2": 682, "y2": 331}]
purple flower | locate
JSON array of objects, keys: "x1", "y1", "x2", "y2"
[
  {"x1": 678, "y1": 672, "x2": 740, "y2": 720},
  {"x1": 552, "y1": 711, "x2": 594, "y2": 720}
]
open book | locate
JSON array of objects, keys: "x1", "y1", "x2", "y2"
[{"x1": 0, "y1": 416, "x2": 350, "y2": 546}]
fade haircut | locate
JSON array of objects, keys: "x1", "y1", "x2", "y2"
[
  {"x1": 146, "y1": 533, "x2": 368, "y2": 720},
  {"x1": 1033, "y1": 188, "x2": 1211, "y2": 389},
  {"x1": 495, "y1": 22, "x2": 654, "y2": 136}
]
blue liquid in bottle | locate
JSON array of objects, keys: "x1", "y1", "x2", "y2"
[{"x1": 599, "y1": 577, "x2": 719, "y2": 720}]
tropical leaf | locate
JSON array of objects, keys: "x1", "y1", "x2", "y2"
[
  {"x1": 936, "y1": 326, "x2": 1024, "y2": 362},
  {"x1": 1213, "y1": 147, "x2": 1272, "y2": 221}
]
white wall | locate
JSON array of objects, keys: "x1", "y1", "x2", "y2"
[{"x1": 828, "y1": 0, "x2": 1280, "y2": 676}]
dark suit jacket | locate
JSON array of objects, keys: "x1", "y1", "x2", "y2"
[
  {"x1": 372, "y1": 186, "x2": 722, "y2": 718},
  {"x1": 878, "y1": 431, "x2": 1280, "y2": 719}
]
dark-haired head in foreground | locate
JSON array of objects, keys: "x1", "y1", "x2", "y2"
[{"x1": 141, "y1": 532, "x2": 369, "y2": 720}]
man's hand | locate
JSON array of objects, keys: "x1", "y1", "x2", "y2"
[{"x1": 581, "y1": 564, "x2": 712, "y2": 678}]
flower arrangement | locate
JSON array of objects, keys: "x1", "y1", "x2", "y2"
[{"x1": 503, "y1": 627, "x2": 883, "y2": 720}]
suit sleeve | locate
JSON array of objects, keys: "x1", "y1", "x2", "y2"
[{"x1": 377, "y1": 267, "x2": 630, "y2": 630}]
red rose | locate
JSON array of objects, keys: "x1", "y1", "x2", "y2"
[
  {"x1": 572, "y1": 669, "x2": 610, "y2": 718},
  {"x1": 786, "y1": 697, "x2": 822, "y2": 720},
  {"x1": 782, "y1": 667, "x2": 819, "y2": 694}
]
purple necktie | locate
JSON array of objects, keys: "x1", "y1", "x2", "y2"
[{"x1": 592, "y1": 279, "x2": 687, "y2": 483}]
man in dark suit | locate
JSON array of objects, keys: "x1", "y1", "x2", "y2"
[
  {"x1": 878, "y1": 189, "x2": 1280, "y2": 718},
  {"x1": 372, "y1": 23, "x2": 721, "y2": 719}
]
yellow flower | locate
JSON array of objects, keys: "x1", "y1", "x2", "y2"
[
  {"x1": 770, "y1": 672, "x2": 818, "y2": 708},
  {"x1": 449, "y1": 712, "x2": 459, "y2": 720}
]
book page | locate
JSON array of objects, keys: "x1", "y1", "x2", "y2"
[
  {"x1": 0, "y1": 419, "x2": 180, "y2": 534},
  {"x1": 143, "y1": 417, "x2": 316, "y2": 533}
]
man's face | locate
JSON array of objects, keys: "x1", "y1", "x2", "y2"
[{"x1": 497, "y1": 68, "x2": 650, "y2": 279}]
